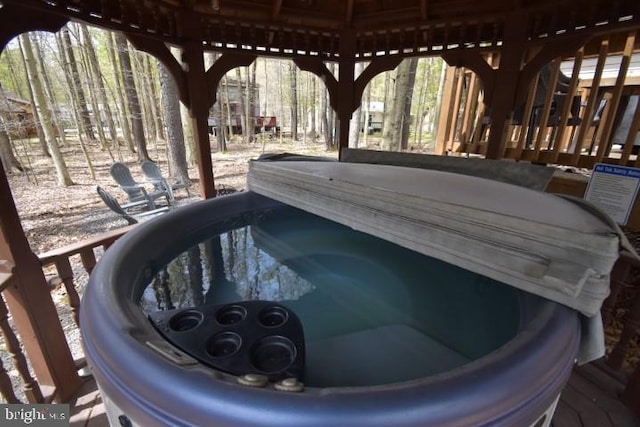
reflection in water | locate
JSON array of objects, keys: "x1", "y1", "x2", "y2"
[
  {"x1": 139, "y1": 225, "x2": 315, "y2": 315},
  {"x1": 139, "y1": 207, "x2": 520, "y2": 386}
]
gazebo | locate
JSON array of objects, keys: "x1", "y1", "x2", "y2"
[{"x1": 0, "y1": 0, "x2": 639, "y2": 414}]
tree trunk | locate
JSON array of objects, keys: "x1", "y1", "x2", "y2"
[
  {"x1": 381, "y1": 68, "x2": 398, "y2": 150},
  {"x1": 108, "y1": 32, "x2": 134, "y2": 152},
  {"x1": 0, "y1": 120, "x2": 23, "y2": 174},
  {"x1": 348, "y1": 62, "x2": 365, "y2": 148},
  {"x1": 20, "y1": 34, "x2": 73, "y2": 186},
  {"x1": 382, "y1": 59, "x2": 418, "y2": 150},
  {"x1": 289, "y1": 62, "x2": 298, "y2": 140},
  {"x1": 61, "y1": 26, "x2": 95, "y2": 142},
  {"x1": 400, "y1": 58, "x2": 419, "y2": 150},
  {"x1": 33, "y1": 33, "x2": 66, "y2": 148},
  {"x1": 310, "y1": 77, "x2": 317, "y2": 140},
  {"x1": 115, "y1": 32, "x2": 149, "y2": 161},
  {"x1": 17, "y1": 38, "x2": 49, "y2": 156},
  {"x1": 235, "y1": 67, "x2": 248, "y2": 142},
  {"x1": 158, "y1": 62, "x2": 189, "y2": 183},
  {"x1": 207, "y1": 53, "x2": 227, "y2": 152},
  {"x1": 147, "y1": 56, "x2": 165, "y2": 141},
  {"x1": 321, "y1": 72, "x2": 333, "y2": 150},
  {"x1": 80, "y1": 24, "x2": 118, "y2": 145},
  {"x1": 76, "y1": 28, "x2": 109, "y2": 151},
  {"x1": 382, "y1": 70, "x2": 391, "y2": 137},
  {"x1": 249, "y1": 61, "x2": 257, "y2": 142},
  {"x1": 55, "y1": 33, "x2": 97, "y2": 177}
]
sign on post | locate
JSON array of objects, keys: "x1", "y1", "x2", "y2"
[{"x1": 584, "y1": 163, "x2": 640, "y2": 225}]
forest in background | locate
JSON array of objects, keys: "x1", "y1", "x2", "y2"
[{"x1": 0, "y1": 23, "x2": 446, "y2": 188}]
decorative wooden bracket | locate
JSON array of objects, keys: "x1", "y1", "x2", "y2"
[
  {"x1": 205, "y1": 53, "x2": 257, "y2": 108},
  {"x1": 515, "y1": 33, "x2": 591, "y2": 105},
  {"x1": 0, "y1": 3, "x2": 68, "y2": 52},
  {"x1": 126, "y1": 34, "x2": 189, "y2": 106},
  {"x1": 441, "y1": 52, "x2": 495, "y2": 104},
  {"x1": 294, "y1": 56, "x2": 402, "y2": 115},
  {"x1": 293, "y1": 57, "x2": 339, "y2": 110},
  {"x1": 353, "y1": 56, "x2": 403, "y2": 113}
]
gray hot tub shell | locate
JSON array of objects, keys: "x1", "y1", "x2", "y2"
[{"x1": 81, "y1": 191, "x2": 580, "y2": 427}]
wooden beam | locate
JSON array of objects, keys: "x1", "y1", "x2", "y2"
[
  {"x1": 570, "y1": 39, "x2": 609, "y2": 164},
  {"x1": 0, "y1": 3, "x2": 68, "y2": 52},
  {"x1": 346, "y1": 0, "x2": 354, "y2": 24},
  {"x1": 419, "y1": 0, "x2": 427, "y2": 20},
  {"x1": 485, "y1": 10, "x2": 527, "y2": 159},
  {"x1": 441, "y1": 52, "x2": 494, "y2": 105},
  {"x1": 596, "y1": 32, "x2": 636, "y2": 163},
  {"x1": 125, "y1": 33, "x2": 189, "y2": 105},
  {"x1": 0, "y1": 168, "x2": 80, "y2": 401},
  {"x1": 515, "y1": 33, "x2": 589, "y2": 106},
  {"x1": 293, "y1": 57, "x2": 339, "y2": 111},
  {"x1": 337, "y1": 30, "x2": 356, "y2": 159},
  {"x1": 183, "y1": 39, "x2": 216, "y2": 199},
  {"x1": 271, "y1": 0, "x2": 283, "y2": 19},
  {"x1": 205, "y1": 53, "x2": 257, "y2": 107},
  {"x1": 434, "y1": 65, "x2": 458, "y2": 154},
  {"x1": 353, "y1": 56, "x2": 402, "y2": 113}
]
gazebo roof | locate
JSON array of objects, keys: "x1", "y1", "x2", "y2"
[{"x1": 10, "y1": 0, "x2": 640, "y2": 59}]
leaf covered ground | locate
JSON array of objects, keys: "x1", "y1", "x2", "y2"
[{"x1": 8, "y1": 137, "x2": 335, "y2": 255}]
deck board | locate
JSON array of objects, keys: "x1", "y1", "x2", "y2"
[{"x1": 553, "y1": 364, "x2": 639, "y2": 427}]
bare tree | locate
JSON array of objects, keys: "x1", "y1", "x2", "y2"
[
  {"x1": 289, "y1": 61, "x2": 298, "y2": 140},
  {"x1": 20, "y1": 33, "x2": 73, "y2": 185},
  {"x1": 80, "y1": 24, "x2": 118, "y2": 145},
  {"x1": 61, "y1": 26, "x2": 95, "y2": 142},
  {"x1": 55, "y1": 32, "x2": 97, "y2": 177},
  {"x1": 158, "y1": 61, "x2": 189, "y2": 183},
  {"x1": 114, "y1": 32, "x2": 149, "y2": 161},
  {"x1": 382, "y1": 58, "x2": 419, "y2": 150},
  {"x1": 321, "y1": 63, "x2": 335, "y2": 150},
  {"x1": 0, "y1": 113, "x2": 23, "y2": 174},
  {"x1": 17, "y1": 38, "x2": 48, "y2": 156},
  {"x1": 348, "y1": 62, "x2": 365, "y2": 148},
  {"x1": 235, "y1": 67, "x2": 248, "y2": 142},
  {"x1": 108, "y1": 32, "x2": 134, "y2": 152}
]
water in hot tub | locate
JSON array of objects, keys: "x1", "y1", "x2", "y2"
[{"x1": 139, "y1": 206, "x2": 520, "y2": 387}]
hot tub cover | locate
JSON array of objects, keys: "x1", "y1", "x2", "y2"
[{"x1": 247, "y1": 160, "x2": 633, "y2": 319}]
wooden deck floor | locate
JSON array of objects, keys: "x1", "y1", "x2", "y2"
[
  {"x1": 553, "y1": 364, "x2": 639, "y2": 427},
  {"x1": 69, "y1": 363, "x2": 639, "y2": 427}
]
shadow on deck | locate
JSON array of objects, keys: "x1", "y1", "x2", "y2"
[{"x1": 69, "y1": 362, "x2": 639, "y2": 427}]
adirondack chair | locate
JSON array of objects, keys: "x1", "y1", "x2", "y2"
[
  {"x1": 97, "y1": 186, "x2": 169, "y2": 225},
  {"x1": 109, "y1": 162, "x2": 170, "y2": 209},
  {"x1": 141, "y1": 161, "x2": 191, "y2": 202}
]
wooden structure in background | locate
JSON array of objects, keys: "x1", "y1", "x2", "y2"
[
  {"x1": 436, "y1": 30, "x2": 640, "y2": 170},
  {"x1": 0, "y1": 0, "x2": 638, "y2": 407}
]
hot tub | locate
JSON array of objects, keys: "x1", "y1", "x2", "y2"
[{"x1": 81, "y1": 191, "x2": 580, "y2": 427}]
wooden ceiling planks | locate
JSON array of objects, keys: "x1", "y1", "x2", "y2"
[{"x1": 3, "y1": 0, "x2": 639, "y2": 59}]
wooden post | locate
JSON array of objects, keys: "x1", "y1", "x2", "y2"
[
  {"x1": 0, "y1": 164, "x2": 80, "y2": 402},
  {"x1": 336, "y1": 30, "x2": 356, "y2": 159},
  {"x1": 485, "y1": 11, "x2": 528, "y2": 159},
  {"x1": 180, "y1": 12, "x2": 216, "y2": 199},
  {"x1": 435, "y1": 65, "x2": 458, "y2": 154}
]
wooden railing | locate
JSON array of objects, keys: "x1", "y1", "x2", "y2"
[
  {"x1": 0, "y1": 271, "x2": 44, "y2": 403},
  {"x1": 0, "y1": 225, "x2": 134, "y2": 404},
  {"x1": 436, "y1": 30, "x2": 640, "y2": 169},
  {"x1": 37, "y1": 225, "x2": 135, "y2": 327}
]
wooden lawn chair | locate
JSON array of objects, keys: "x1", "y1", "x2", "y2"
[
  {"x1": 141, "y1": 161, "x2": 191, "y2": 202},
  {"x1": 97, "y1": 186, "x2": 169, "y2": 225},
  {"x1": 109, "y1": 162, "x2": 171, "y2": 209}
]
